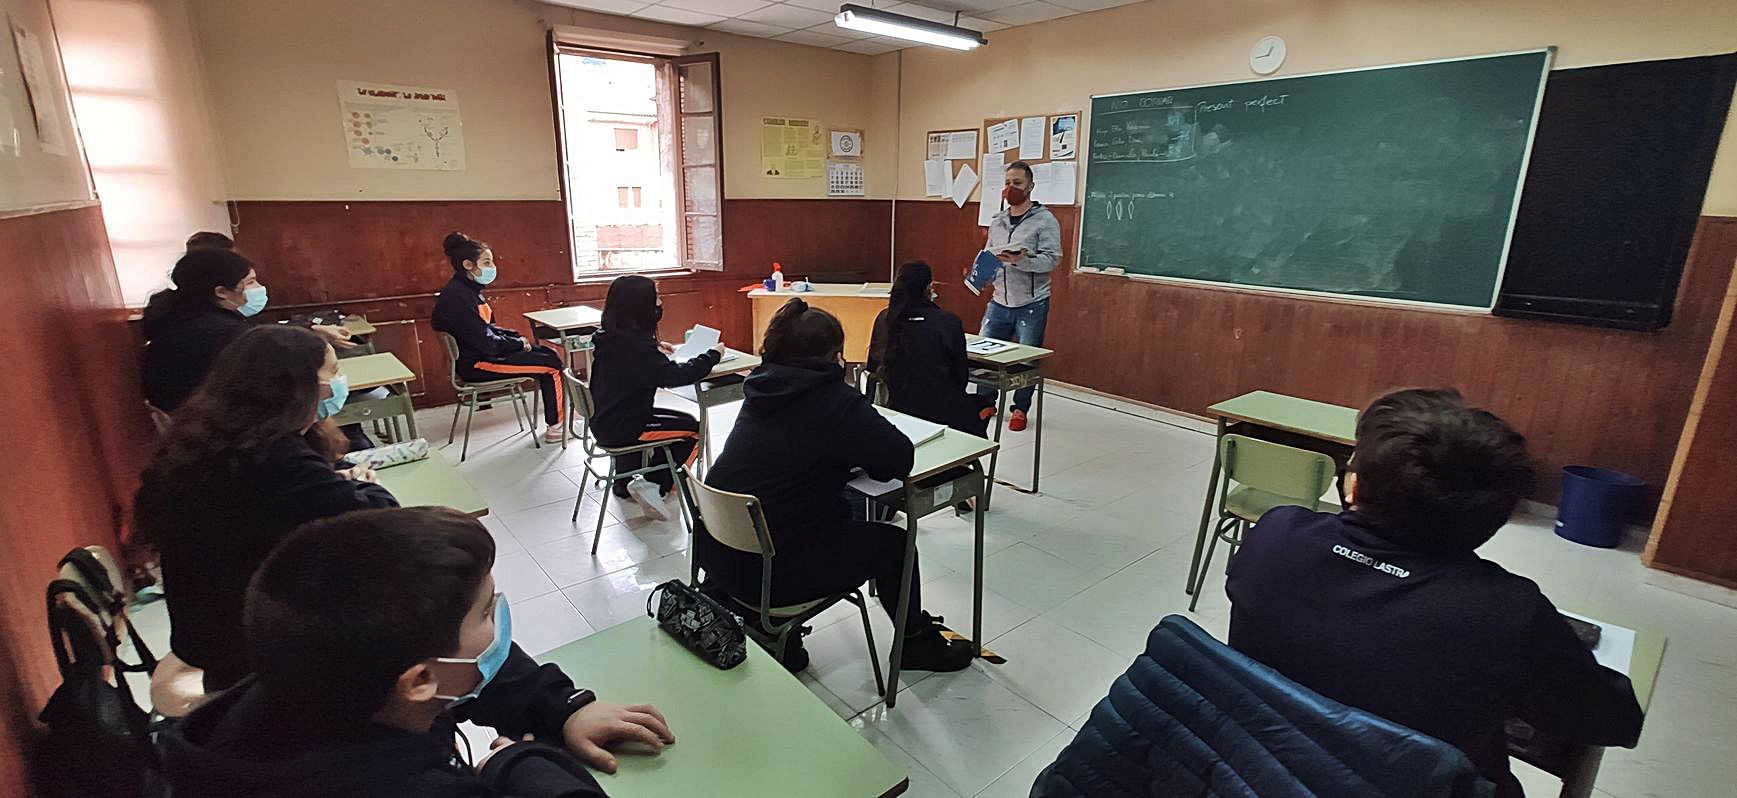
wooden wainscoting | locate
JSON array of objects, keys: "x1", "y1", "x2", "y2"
[{"x1": 894, "y1": 199, "x2": 1737, "y2": 509}]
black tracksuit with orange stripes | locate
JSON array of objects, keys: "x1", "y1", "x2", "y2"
[
  {"x1": 589, "y1": 328, "x2": 720, "y2": 492},
  {"x1": 432, "y1": 275, "x2": 564, "y2": 425}
]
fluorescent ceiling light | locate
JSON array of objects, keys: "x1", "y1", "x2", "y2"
[{"x1": 834, "y1": 4, "x2": 987, "y2": 51}]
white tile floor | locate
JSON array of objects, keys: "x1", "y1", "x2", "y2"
[{"x1": 127, "y1": 385, "x2": 1737, "y2": 798}]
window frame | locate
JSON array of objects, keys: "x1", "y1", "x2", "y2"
[{"x1": 546, "y1": 35, "x2": 724, "y2": 278}]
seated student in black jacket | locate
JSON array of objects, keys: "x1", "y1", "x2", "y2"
[
  {"x1": 699, "y1": 298, "x2": 974, "y2": 673},
  {"x1": 159, "y1": 507, "x2": 675, "y2": 797},
  {"x1": 141, "y1": 244, "x2": 357, "y2": 413},
  {"x1": 868, "y1": 260, "x2": 995, "y2": 438},
  {"x1": 134, "y1": 325, "x2": 399, "y2": 691},
  {"x1": 589, "y1": 275, "x2": 722, "y2": 520},
  {"x1": 432, "y1": 232, "x2": 567, "y2": 444},
  {"x1": 1226, "y1": 388, "x2": 1643, "y2": 796}
]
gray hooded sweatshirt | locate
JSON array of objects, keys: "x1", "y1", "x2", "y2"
[{"x1": 985, "y1": 202, "x2": 1061, "y2": 308}]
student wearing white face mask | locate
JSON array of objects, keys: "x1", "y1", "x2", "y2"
[
  {"x1": 158, "y1": 507, "x2": 674, "y2": 796},
  {"x1": 432, "y1": 231, "x2": 568, "y2": 443},
  {"x1": 141, "y1": 243, "x2": 360, "y2": 414},
  {"x1": 134, "y1": 326, "x2": 399, "y2": 691}
]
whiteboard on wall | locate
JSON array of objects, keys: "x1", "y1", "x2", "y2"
[{"x1": 0, "y1": 0, "x2": 93, "y2": 213}]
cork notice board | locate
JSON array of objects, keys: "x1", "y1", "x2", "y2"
[{"x1": 978, "y1": 111, "x2": 1080, "y2": 208}]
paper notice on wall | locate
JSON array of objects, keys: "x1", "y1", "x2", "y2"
[
  {"x1": 924, "y1": 159, "x2": 949, "y2": 196},
  {"x1": 978, "y1": 154, "x2": 1004, "y2": 226},
  {"x1": 949, "y1": 164, "x2": 978, "y2": 208},
  {"x1": 337, "y1": 80, "x2": 465, "y2": 170},
  {"x1": 927, "y1": 132, "x2": 946, "y2": 159},
  {"x1": 761, "y1": 116, "x2": 825, "y2": 179},
  {"x1": 946, "y1": 130, "x2": 978, "y2": 160},
  {"x1": 1050, "y1": 113, "x2": 1078, "y2": 159},
  {"x1": 1033, "y1": 161, "x2": 1077, "y2": 205},
  {"x1": 987, "y1": 118, "x2": 1019, "y2": 153},
  {"x1": 830, "y1": 129, "x2": 863, "y2": 158},
  {"x1": 1018, "y1": 116, "x2": 1046, "y2": 160},
  {"x1": 10, "y1": 18, "x2": 65, "y2": 155},
  {"x1": 826, "y1": 160, "x2": 864, "y2": 196}
]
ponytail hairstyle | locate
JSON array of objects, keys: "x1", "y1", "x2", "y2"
[
  {"x1": 442, "y1": 232, "x2": 488, "y2": 272},
  {"x1": 140, "y1": 248, "x2": 256, "y2": 338},
  {"x1": 761, "y1": 298, "x2": 844, "y2": 368},
  {"x1": 872, "y1": 260, "x2": 934, "y2": 387},
  {"x1": 600, "y1": 274, "x2": 660, "y2": 340}
]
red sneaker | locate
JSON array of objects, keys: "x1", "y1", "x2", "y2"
[{"x1": 1008, "y1": 409, "x2": 1028, "y2": 432}]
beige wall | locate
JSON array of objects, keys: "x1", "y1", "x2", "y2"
[
  {"x1": 188, "y1": 0, "x2": 893, "y2": 201},
  {"x1": 890, "y1": 0, "x2": 1737, "y2": 213},
  {"x1": 55, "y1": 0, "x2": 232, "y2": 304}
]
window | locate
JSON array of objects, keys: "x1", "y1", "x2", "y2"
[{"x1": 550, "y1": 41, "x2": 723, "y2": 276}]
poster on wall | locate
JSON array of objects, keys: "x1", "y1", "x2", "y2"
[
  {"x1": 761, "y1": 116, "x2": 824, "y2": 179},
  {"x1": 336, "y1": 80, "x2": 466, "y2": 171},
  {"x1": 9, "y1": 17, "x2": 66, "y2": 155}
]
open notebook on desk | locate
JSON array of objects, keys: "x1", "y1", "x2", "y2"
[{"x1": 881, "y1": 410, "x2": 946, "y2": 447}]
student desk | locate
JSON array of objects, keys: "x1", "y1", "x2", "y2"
[
  {"x1": 1512, "y1": 615, "x2": 1665, "y2": 798},
  {"x1": 540, "y1": 616, "x2": 908, "y2": 798},
  {"x1": 1187, "y1": 391, "x2": 1358, "y2": 599},
  {"x1": 331, "y1": 352, "x2": 419, "y2": 443},
  {"x1": 374, "y1": 455, "x2": 488, "y2": 517},
  {"x1": 524, "y1": 305, "x2": 603, "y2": 373},
  {"x1": 964, "y1": 334, "x2": 1054, "y2": 506},
  {"x1": 853, "y1": 407, "x2": 998, "y2": 707},
  {"x1": 747, "y1": 285, "x2": 885, "y2": 363},
  {"x1": 667, "y1": 349, "x2": 761, "y2": 471}
]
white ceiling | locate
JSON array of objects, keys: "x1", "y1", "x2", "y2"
[{"x1": 546, "y1": 0, "x2": 1144, "y2": 54}]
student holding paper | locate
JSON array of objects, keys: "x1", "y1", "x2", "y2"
[
  {"x1": 589, "y1": 275, "x2": 722, "y2": 520},
  {"x1": 971, "y1": 161, "x2": 1061, "y2": 432},
  {"x1": 701, "y1": 298, "x2": 974, "y2": 674}
]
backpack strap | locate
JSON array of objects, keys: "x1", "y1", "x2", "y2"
[{"x1": 58, "y1": 548, "x2": 158, "y2": 674}]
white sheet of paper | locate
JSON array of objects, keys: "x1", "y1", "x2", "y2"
[
  {"x1": 1043, "y1": 161, "x2": 1078, "y2": 205},
  {"x1": 1560, "y1": 611, "x2": 1636, "y2": 674},
  {"x1": 927, "y1": 132, "x2": 946, "y2": 159},
  {"x1": 978, "y1": 153, "x2": 1004, "y2": 226},
  {"x1": 1018, "y1": 116, "x2": 1046, "y2": 160},
  {"x1": 671, "y1": 324, "x2": 720, "y2": 362},
  {"x1": 1030, "y1": 162, "x2": 1054, "y2": 201},
  {"x1": 924, "y1": 159, "x2": 949, "y2": 196},
  {"x1": 847, "y1": 472, "x2": 901, "y2": 497},
  {"x1": 949, "y1": 164, "x2": 978, "y2": 208},
  {"x1": 886, "y1": 413, "x2": 947, "y2": 447},
  {"x1": 1049, "y1": 113, "x2": 1078, "y2": 159},
  {"x1": 946, "y1": 130, "x2": 978, "y2": 160},
  {"x1": 988, "y1": 118, "x2": 1020, "y2": 153}
]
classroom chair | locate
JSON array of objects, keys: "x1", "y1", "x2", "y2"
[
  {"x1": 1188, "y1": 434, "x2": 1339, "y2": 611},
  {"x1": 438, "y1": 332, "x2": 542, "y2": 462},
  {"x1": 681, "y1": 473, "x2": 886, "y2": 698},
  {"x1": 560, "y1": 369, "x2": 693, "y2": 555}
]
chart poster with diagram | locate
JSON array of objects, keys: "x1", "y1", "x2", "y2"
[
  {"x1": 337, "y1": 80, "x2": 466, "y2": 171},
  {"x1": 761, "y1": 116, "x2": 825, "y2": 179}
]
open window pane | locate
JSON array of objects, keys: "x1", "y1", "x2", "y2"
[
  {"x1": 554, "y1": 52, "x2": 678, "y2": 275},
  {"x1": 675, "y1": 55, "x2": 724, "y2": 272}
]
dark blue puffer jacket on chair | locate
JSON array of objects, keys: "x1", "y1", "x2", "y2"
[{"x1": 1030, "y1": 615, "x2": 1492, "y2": 798}]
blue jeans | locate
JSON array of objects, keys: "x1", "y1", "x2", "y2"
[{"x1": 976, "y1": 298, "x2": 1048, "y2": 412}]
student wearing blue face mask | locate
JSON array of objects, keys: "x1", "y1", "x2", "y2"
[
  {"x1": 433, "y1": 231, "x2": 568, "y2": 444},
  {"x1": 159, "y1": 507, "x2": 674, "y2": 797},
  {"x1": 142, "y1": 244, "x2": 359, "y2": 414},
  {"x1": 134, "y1": 325, "x2": 399, "y2": 691}
]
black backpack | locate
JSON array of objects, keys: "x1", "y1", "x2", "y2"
[{"x1": 35, "y1": 548, "x2": 161, "y2": 797}]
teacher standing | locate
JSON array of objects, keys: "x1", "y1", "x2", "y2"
[{"x1": 975, "y1": 160, "x2": 1061, "y2": 432}]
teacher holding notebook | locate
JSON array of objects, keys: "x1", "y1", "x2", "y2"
[{"x1": 974, "y1": 160, "x2": 1061, "y2": 432}]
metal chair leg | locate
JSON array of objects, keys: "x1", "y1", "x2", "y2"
[
  {"x1": 857, "y1": 593, "x2": 886, "y2": 697},
  {"x1": 1189, "y1": 523, "x2": 1225, "y2": 613},
  {"x1": 461, "y1": 398, "x2": 477, "y2": 462},
  {"x1": 448, "y1": 399, "x2": 462, "y2": 445},
  {"x1": 591, "y1": 467, "x2": 613, "y2": 555},
  {"x1": 528, "y1": 386, "x2": 542, "y2": 450},
  {"x1": 509, "y1": 388, "x2": 525, "y2": 431}
]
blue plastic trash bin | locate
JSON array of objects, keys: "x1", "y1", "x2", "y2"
[{"x1": 1555, "y1": 466, "x2": 1645, "y2": 548}]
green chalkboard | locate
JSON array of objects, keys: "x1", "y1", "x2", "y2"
[{"x1": 1080, "y1": 50, "x2": 1552, "y2": 309}]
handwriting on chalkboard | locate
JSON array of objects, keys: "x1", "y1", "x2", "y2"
[
  {"x1": 1245, "y1": 94, "x2": 1290, "y2": 111},
  {"x1": 1090, "y1": 190, "x2": 1176, "y2": 222}
]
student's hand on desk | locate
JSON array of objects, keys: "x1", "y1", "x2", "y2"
[
  {"x1": 658, "y1": 341, "x2": 677, "y2": 355},
  {"x1": 339, "y1": 465, "x2": 379, "y2": 484},
  {"x1": 520, "y1": 338, "x2": 532, "y2": 352},
  {"x1": 311, "y1": 324, "x2": 359, "y2": 350},
  {"x1": 561, "y1": 701, "x2": 675, "y2": 773}
]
